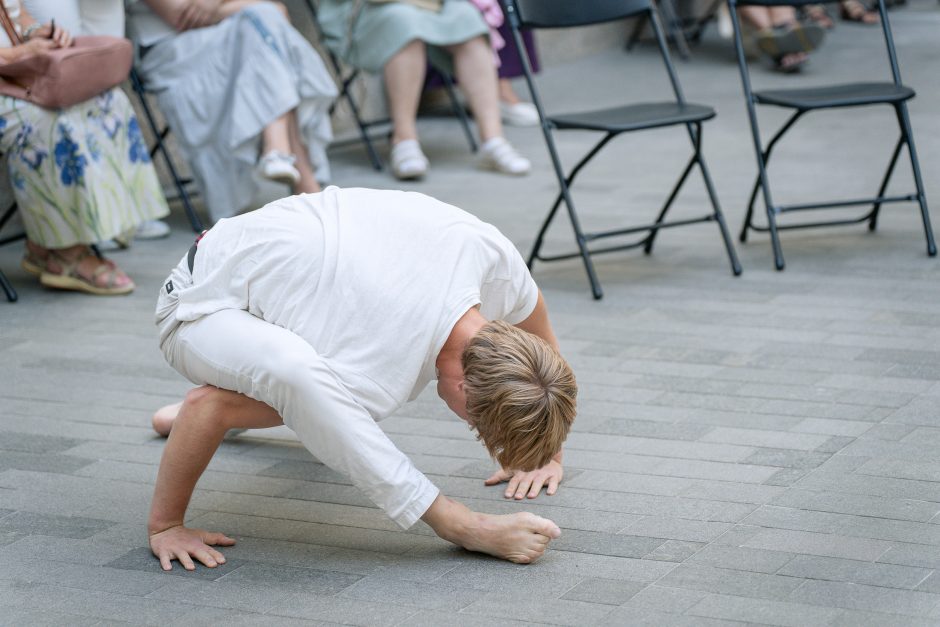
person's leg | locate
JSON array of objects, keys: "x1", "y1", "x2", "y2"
[
  {"x1": 738, "y1": 6, "x2": 773, "y2": 29},
  {"x1": 287, "y1": 109, "x2": 320, "y2": 194},
  {"x1": 385, "y1": 39, "x2": 427, "y2": 146},
  {"x1": 768, "y1": 6, "x2": 798, "y2": 25},
  {"x1": 262, "y1": 114, "x2": 292, "y2": 155},
  {"x1": 445, "y1": 36, "x2": 502, "y2": 142}
]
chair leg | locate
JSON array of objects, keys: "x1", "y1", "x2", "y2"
[
  {"x1": 698, "y1": 151, "x2": 743, "y2": 276},
  {"x1": 0, "y1": 268, "x2": 17, "y2": 302},
  {"x1": 896, "y1": 104, "x2": 937, "y2": 256},
  {"x1": 868, "y1": 135, "x2": 905, "y2": 232},
  {"x1": 643, "y1": 153, "x2": 697, "y2": 254},
  {"x1": 340, "y1": 73, "x2": 384, "y2": 171},
  {"x1": 442, "y1": 73, "x2": 478, "y2": 153}
]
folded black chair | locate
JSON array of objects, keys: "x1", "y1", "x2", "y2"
[
  {"x1": 728, "y1": 0, "x2": 936, "y2": 269},
  {"x1": 502, "y1": 0, "x2": 742, "y2": 300},
  {"x1": 129, "y1": 69, "x2": 204, "y2": 233},
  {"x1": 303, "y1": 0, "x2": 478, "y2": 170}
]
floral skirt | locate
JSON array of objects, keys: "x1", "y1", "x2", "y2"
[{"x1": 0, "y1": 88, "x2": 169, "y2": 248}]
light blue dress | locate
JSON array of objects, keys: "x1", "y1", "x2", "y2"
[{"x1": 317, "y1": 0, "x2": 489, "y2": 74}]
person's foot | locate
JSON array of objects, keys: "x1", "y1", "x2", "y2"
[
  {"x1": 458, "y1": 512, "x2": 560, "y2": 564},
  {"x1": 774, "y1": 51, "x2": 809, "y2": 73},
  {"x1": 390, "y1": 139, "x2": 429, "y2": 180},
  {"x1": 500, "y1": 100, "x2": 540, "y2": 127},
  {"x1": 258, "y1": 150, "x2": 301, "y2": 186},
  {"x1": 478, "y1": 137, "x2": 531, "y2": 176},
  {"x1": 135, "y1": 219, "x2": 171, "y2": 240},
  {"x1": 39, "y1": 245, "x2": 135, "y2": 295},
  {"x1": 153, "y1": 401, "x2": 183, "y2": 437},
  {"x1": 756, "y1": 22, "x2": 825, "y2": 58},
  {"x1": 840, "y1": 0, "x2": 879, "y2": 24}
]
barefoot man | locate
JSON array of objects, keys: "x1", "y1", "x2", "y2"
[{"x1": 150, "y1": 187, "x2": 577, "y2": 569}]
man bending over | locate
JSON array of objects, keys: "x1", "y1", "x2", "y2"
[{"x1": 149, "y1": 187, "x2": 577, "y2": 569}]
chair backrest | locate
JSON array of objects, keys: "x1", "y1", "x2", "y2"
[
  {"x1": 726, "y1": 0, "x2": 903, "y2": 89},
  {"x1": 502, "y1": 0, "x2": 688, "y2": 109},
  {"x1": 505, "y1": 0, "x2": 653, "y2": 28}
]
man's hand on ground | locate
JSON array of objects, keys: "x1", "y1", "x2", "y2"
[
  {"x1": 149, "y1": 525, "x2": 235, "y2": 571},
  {"x1": 484, "y1": 459, "x2": 564, "y2": 499}
]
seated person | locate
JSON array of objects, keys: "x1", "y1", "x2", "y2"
[
  {"x1": 24, "y1": 0, "x2": 171, "y2": 244},
  {"x1": 0, "y1": 1, "x2": 169, "y2": 295},
  {"x1": 317, "y1": 0, "x2": 531, "y2": 180},
  {"x1": 126, "y1": 0, "x2": 338, "y2": 223}
]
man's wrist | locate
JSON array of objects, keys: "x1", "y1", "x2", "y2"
[{"x1": 148, "y1": 518, "x2": 183, "y2": 537}]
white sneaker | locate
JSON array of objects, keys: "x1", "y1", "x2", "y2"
[
  {"x1": 135, "y1": 219, "x2": 171, "y2": 240},
  {"x1": 390, "y1": 139, "x2": 429, "y2": 180},
  {"x1": 479, "y1": 137, "x2": 531, "y2": 176},
  {"x1": 500, "y1": 100, "x2": 540, "y2": 127},
  {"x1": 258, "y1": 150, "x2": 301, "y2": 186}
]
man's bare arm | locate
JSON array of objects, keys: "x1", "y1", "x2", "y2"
[
  {"x1": 148, "y1": 386, "x2": 282, "y2": 570},
  {"x1": 420, "y1": 494, "x2": 560, "y2": 564},
  {"x1": 514, "y1": 290, "x2": 560, "y2": 351}
]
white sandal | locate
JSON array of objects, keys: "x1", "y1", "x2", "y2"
[
  {"x1": 390, "y1": 139, "x2": 429, "y2": 180},
  {"x1": 258, "y1": 150, "x2": 301, "y2": 186},
  {"x1": 478, "y1": 137, "x2": 531, "y2": 176}
]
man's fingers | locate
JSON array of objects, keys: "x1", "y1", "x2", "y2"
[
  {"x1": 531, "y1": 517, "x2": 561, "y2": 540},
  {"x1": 546, "y1": 475, "x2": 560, "y2": 496},
  {"x1": 505, "y1": 474, "x2": 522, "y2": 498},
  {"x1": 193, "y1": 549, "x2": 218, "y2": 568},
  {"x1": 514, "y1": 477, "x2": 533, "y2": 500},
  {"x1": 204, "y1": 531, "x2": 236, "y2": 546},
  {"x1": 158, "y1": 551, "x2": 173, "y2": 571},
  {"x1": 484, "y1": 470, "x2": 509, "y2": 486},
  {"x1": 175, "y1": 551, "x2": 197, "y2": 571},
  {"x1": 527, "y1": 476, "x2": 547, "y2": 499},
  {"x1": 207, "y1": 547, "x2": 227, "y2": 564}
]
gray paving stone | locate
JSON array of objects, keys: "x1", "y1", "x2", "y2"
[
  {"x1": 686, "y1": 544, "x2": 795, "y2": 574},
  {"x1": 0, "y1": 511, "x2": 114, "y2": 539},
  {"x1": 257, "y1": 460, "x2": 351, "y2": 485},
  {"x1": 0, "y1": 451, "x2": 95, "y2": 475},
  {"x1": 1, "y1": 559, "x2": 169, "y2": 596},
  {"x1": 642, "y1": 539, "x2": 704, "y2": 563},
  {"x1": 763, "y1": 468, "x2": 809, "y2": 487},
  {"x1": 624, "y1": 517, "x2": 731, "y2": 543},
  {"x1": 339, "y1": 576, "x2": 484, "y2": 611},
  {"x1": 400, "y1": 611, "x2": 552, "y2": 627},
  {"x1": 272, "y1": 593, "x2": 420, "y2": 626},
  {"x1": 770, "y1": 489, "x2": 940, "y2": 523},
  {"x1": 617, "y1": 584, "x2": 709, "y2": 615},
  {"x1": 145, "y1": 579, "x2": 298, "y2": 613},
  {"x1": 560, "y1": 577, "x2": 646, "y2": 605},
  {"x1": 221, "y1": 562, "x2": 362, "y2": 594},
  {"x1": 459, "y1": 594, "x2": 615, "y2": 625},
  {"x1": 815, "y1": 435, "x2": 857, "y2": 454},
  {"x1": 702, "y1": 427, "x2": 831, "y2": 451},
  {"x1": 791, "y1": 418, "x2": 873, "y2": 437},
  {"x1": 833, "y1": 609, "x2": 940, "y2": 627},
  {"x1": 0, "y1": 535, "x2": 142, "y2": 566},
  {"x1": 590, "y1": 418, "x2": 714, "y2": 441},
  {"x1": 858, "y1": 423, "x2": 917, "y2": 441},
  {"x1": 743, "y1": 448, "x2": 832, "y2": 470},
  {"x1": 687, "y1": 593, "x2": 844, "y2": 626},
  {"x1": 656, "y1": 563, "x2": 805, "y2": 600},
  {"x1": 778, "y1": 555, "x2": 932, "y2": 590},
  {"x1": 0, "y1": 432, "x2": 81, "y2": 454},
  {"x1": 552, "y1": 528, "x2": 664, "y2": 558},
  {"x1": 105, "y1": 546, "x2": 244, "y2": 581},
  {"x1": 789, "y1": 579, "x2": 940, "y2": 617},
  {"x1": 600, "y1": 607, "x2": 743, "y2": 627}
]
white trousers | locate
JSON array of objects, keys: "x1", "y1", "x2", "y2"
[
  {"x1": 156, "y1": 257, "x2": 439, "y2": 529},
  {"x1": 22, "y1": 0, "x2": 125, "y2": 37}
]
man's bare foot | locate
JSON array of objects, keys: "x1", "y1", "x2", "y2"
[
  {"x1": 460, "y1": 512, "x2": 561, "y2": 564},
  {"x1": 152, "y1": 401, "x2": 183, "y2": 437}
]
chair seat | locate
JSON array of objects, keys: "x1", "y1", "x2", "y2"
[
  {"x1": 550, "y1": 102, "x2": 715, "y2": 133},
  {"x1": 755, "y1": 82, "x2": 915, "y2": 110}
]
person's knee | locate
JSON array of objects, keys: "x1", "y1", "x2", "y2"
[{"x1": 180, "y1": 385, "x2": 237, "y2": 431}]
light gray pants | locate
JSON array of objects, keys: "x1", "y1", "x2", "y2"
[{"x1": 155, "y1": 257, "x2": 439, "y2": 529}]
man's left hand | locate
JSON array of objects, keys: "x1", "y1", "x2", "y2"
[{"x1": 484, "y1": 460, "x2": 564, "y2": 500}]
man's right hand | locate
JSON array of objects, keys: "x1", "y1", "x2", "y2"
[{"x1": 149, "y1": 524, "x2": 235, "y2": 571}]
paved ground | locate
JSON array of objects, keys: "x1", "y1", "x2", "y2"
[{"x1": 2, "y1": 5, "x2": 940, "y2": 625}]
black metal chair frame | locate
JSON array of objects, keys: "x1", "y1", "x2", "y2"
[
  {"x1": 129, "y1": 69, "x2": 204, "y2": 233},
  {"x1": 728, "y1": 0, "x2": 936, "y2": 270},
  {"x1": 302, "y1": 0, "x2": 478, "y2": 170},
  {"x1": 0, "y1": 202, "x2": 24, "y2": 302},
  {"x1": 503, "y1": 0, "x2": 741, "y2": 300}
]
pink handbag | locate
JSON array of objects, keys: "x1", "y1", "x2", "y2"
[{"x1": 0, "y1": 6, "x2": 131, "y2": 110}]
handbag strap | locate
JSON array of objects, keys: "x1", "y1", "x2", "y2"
[{"x1": 0, "y1": 4, "x2": 22, "y2": 47}]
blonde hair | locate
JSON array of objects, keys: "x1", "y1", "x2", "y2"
[{"x1": 462, "y1": 320, "x2": 577, "y2": 472}]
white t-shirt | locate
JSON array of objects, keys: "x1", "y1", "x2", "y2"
[{"x1": 174, "y1": 186, "x2": 539, "y2": 419}]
